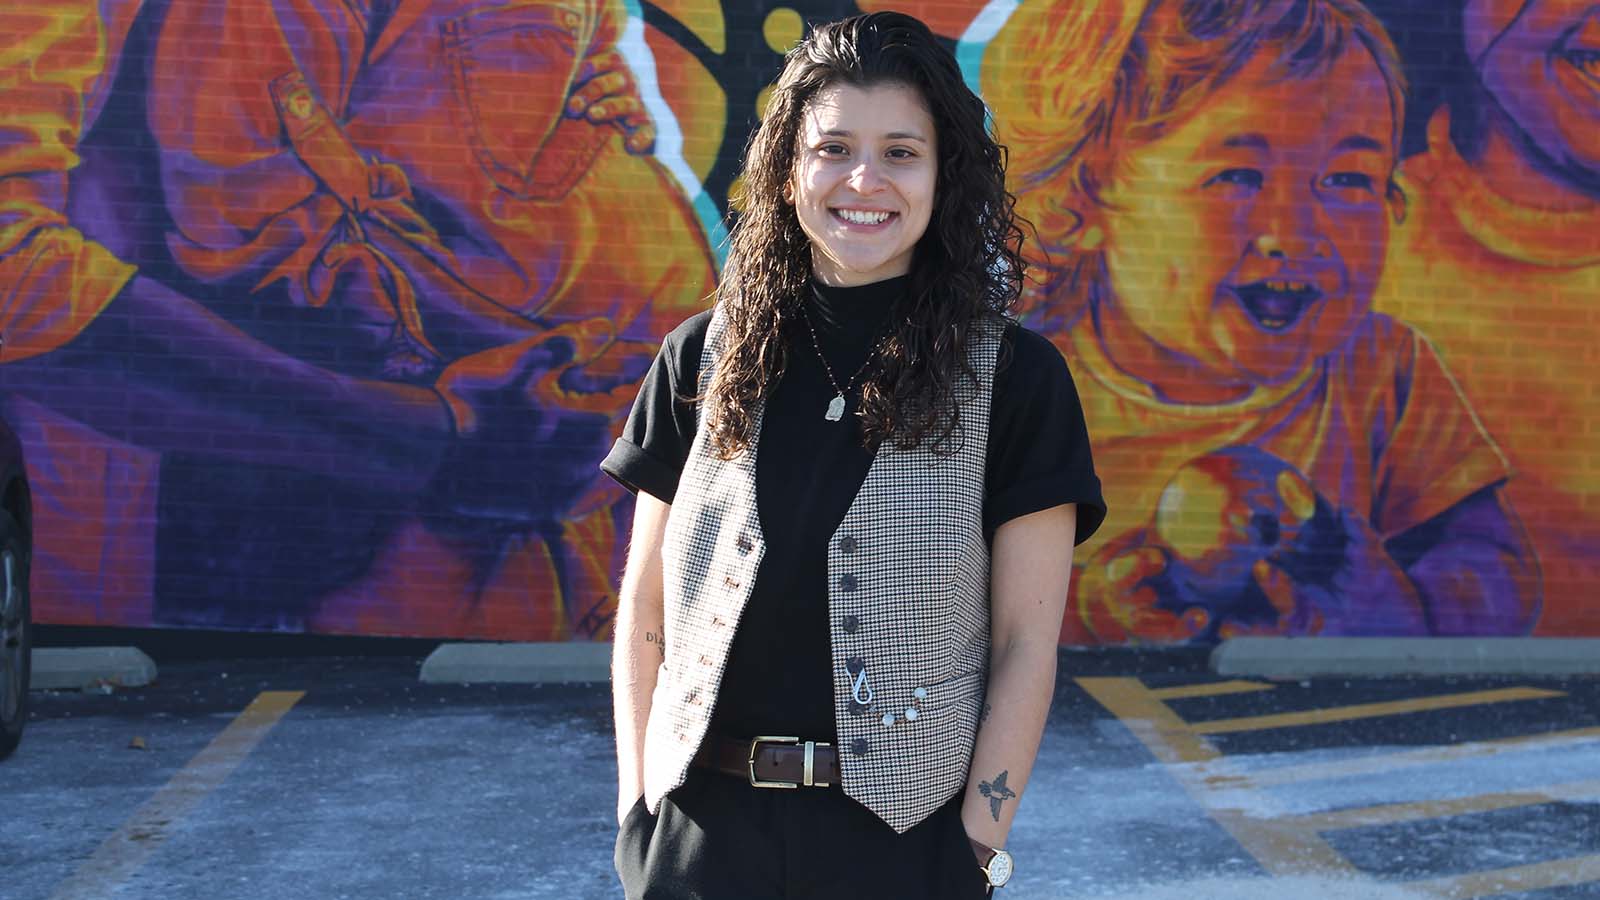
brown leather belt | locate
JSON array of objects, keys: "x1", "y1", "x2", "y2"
[{"x1": 693, "y1": 734, "x2": 841, "y2": 788}]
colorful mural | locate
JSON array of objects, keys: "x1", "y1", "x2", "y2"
[{"x1": 0, "y1": 0, "x2": 1594, "y2": 642}]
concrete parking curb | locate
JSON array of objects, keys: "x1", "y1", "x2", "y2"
[
  {"x1": 31, "y1": 647, "x2": 159, "y2": 690},
  {"x1": 419, "y1": 642, "x2": 610, "y2": 684},
  {"x1": 1212, "y1": 637, "x2": 1600, "y2": 677}
]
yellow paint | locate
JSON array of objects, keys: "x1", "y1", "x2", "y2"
[
  {"x1": 1078, "y1": 677, "x2": 1600, "y2": 894},
  {"x1": 649, "y1": 0, "x2": 726, "y2": 54},
  {"x1": 644, "y1": 23, "x2": 725, "y2": 184},
  {"x1": 1277, "y1": 468, "x2": 1317, "y2": 523},
  {"x1": 49, "y1": 692, "x2": 305, "y2": 900},
  {"x1": 1075, "y1": 677, "x2": 1221, "y2": 764},
  {"x1": 1283, "y1": 778, "x2": 1600, "y2": 831},
  {"x1": 1155, "y1": 465, "x2": 1231, "y2": 562},
  {"x1": 1189, "y1": 687, "x2": 1565, "y2": 735},
  {"x1": 1149, "y1": 680, "x2": 1276, "y2": 701},
  {"x1": 1075, "y1": 678, "x2": 1362, "y2": 877},
  {"x1": 1408, "y1": 853, "x2": 1600, "y2": 898},
  {"x1": 1239, "y1": 725, "x2": 1600, "y2": 789},
  {"x1": 728, "y1": 176, "x2": 748, "y2": 213},
  {"x1": 756, "y1": 84, "x2": 775, "y2": 120},
  {"x1": 762, "y1": 7, "x2": 803, "y2": 54}
]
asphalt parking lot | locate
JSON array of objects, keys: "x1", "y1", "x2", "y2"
[{"x1": 9, "y1": 648, "x2": 1600, "y2": 899}]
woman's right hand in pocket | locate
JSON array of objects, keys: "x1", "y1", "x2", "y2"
[{"x1": 618, "y1": 792, "x2": 645, "y2": 827}]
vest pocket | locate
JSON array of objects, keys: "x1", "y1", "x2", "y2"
[{"x1": 920, "y1": 669, "x2": 987, "y2": 724}]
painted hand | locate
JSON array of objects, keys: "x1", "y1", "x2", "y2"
[
  {"x1": 1078, "y1": 447, "x2": 1426, "y2": 640},
  {"x1": 1076, "y1": 537, "x2": 1205, "y2": 643},
  {"x1": 1247, "y1": 506, "x2": 1427, "y2": 636},
  {"x1": 430, "y1": 319, "x2": 646, "y2": 521},
  {"x1": 566, "y1": 50, "x2": 656, "y2": 155}
]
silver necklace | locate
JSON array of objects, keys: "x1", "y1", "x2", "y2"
[{"x1": 798, "y1": 306, "x2": 887, "y2": 422}]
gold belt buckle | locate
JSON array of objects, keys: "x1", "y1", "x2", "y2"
[{"x1": 747, "y1": 736, "x2": 832, "y2": 789}]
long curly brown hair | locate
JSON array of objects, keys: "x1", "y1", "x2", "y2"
[{"x1": 704, "y1": 11, "x2": 1027, "y2": 459}]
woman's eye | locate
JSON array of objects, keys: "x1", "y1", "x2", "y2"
[
  {"x1": 886, "y1": 147, "x2": 917, "y2": 160},
  {"x1": 1323, "y1": 172, "x2": 1375, "y2": 192},
  {"x1": 819, "y1": 143, "x2": 848, "y2": 156},
  {"x1": 1205, "y1": 169, "x2": 1263, "y2": 190}
]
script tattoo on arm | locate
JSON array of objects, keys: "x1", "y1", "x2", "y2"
[
  {"x1": 978, "y1": 770, "x2": 1016, "y2": 822},
  {"x1": 645, "y1": 631, "x2": 665, "y2": 657}
]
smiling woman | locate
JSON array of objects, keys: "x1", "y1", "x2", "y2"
[
  {"x1": 786, "y1": 82, "x2": 938, "y2": 287},
  {"x1": 600, "y1": 10, "x2": 1106, "y2": 899}
]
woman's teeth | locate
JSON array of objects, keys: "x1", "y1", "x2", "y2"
[{"x1": 836, "y1": 209, "x2": 892, "y2": 225}]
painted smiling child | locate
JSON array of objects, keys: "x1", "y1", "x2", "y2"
[{"x1": 983, "y1": 0, "x2": 1540, "y2": 641}]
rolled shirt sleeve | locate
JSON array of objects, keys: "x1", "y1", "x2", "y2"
[
  {"x1": 985, "y1": 323, "x2": 1108, "y2": 544},
  {"x1": 600, "y1": 310, "x2": 710, "y2": 504}
]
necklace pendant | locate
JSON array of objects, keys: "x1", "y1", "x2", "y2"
[{"x1": 825, "y1": 394, "x2": 846, "y2": 422}]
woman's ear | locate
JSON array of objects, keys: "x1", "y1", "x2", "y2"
[{"x1": 782, "y1": 177, "x2": 795, "y2": 205}]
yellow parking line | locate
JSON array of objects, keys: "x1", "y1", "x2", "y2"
[
  {"x1": 1076, "y1": 677, "x2": 1362, "y2": 877},
  {"x1": 48, "y1": 691, "x2": 305, "y2": 900},
  {"x1": 1284, "y1": 778, "x2": 1600, "y2": 831},
  {"x1": 1233, "y1": 726, "x2": 1600, "y2": 789},
  {"x1": 1150, "y1": 680, "x2": 1277, "y2": 701},
  {"x1": 1190, "y1": 687, "x2": 1565, "y2": 735},
  {"x1": 1408, "y1": 853, "x2": 1600, "y2": 898}
]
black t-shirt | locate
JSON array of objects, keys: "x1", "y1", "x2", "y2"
[{"x1": 600, "y1": 275, "x2": 1106, "y2": 741}]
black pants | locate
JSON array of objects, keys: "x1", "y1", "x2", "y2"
[{"x1": 615, "y1": 767, "x2": 993, "y2": 899}]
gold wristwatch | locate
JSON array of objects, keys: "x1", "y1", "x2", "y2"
[{"x1": 969, "y1": 837, "x2": 1014, "y2": 888}]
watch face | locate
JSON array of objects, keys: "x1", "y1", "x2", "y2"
[{"x1": 987, "y1": 850, "x2": 1014, "y2": 887}]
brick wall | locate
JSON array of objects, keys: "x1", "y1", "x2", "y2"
[{"x1": 3, "y1": 0, "x2": 1594, "y2": 641}]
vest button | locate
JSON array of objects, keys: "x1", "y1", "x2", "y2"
[
  {"x1": 842, "y1": 615, "x2": 860, "y2": 634},
  {"x1": 851, "y1": 738, "x2": 870, "y2": 756},
  {"x1": 839, "y1": 535, "x2": 858, "y2": 554},
  {"x1": 736, "y1": 534, "x2": 753, "y2": 554},
  {"x1": 849, "y1": 699, "x2": 871, "y2": 716},
  {"x1": 846, "y1": 656, "x2": 865, "y2": 675},
  {"x1": 839, "y1": 574, "x2": 858, "y2": 592}
]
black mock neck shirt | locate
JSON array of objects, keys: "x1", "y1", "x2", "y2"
[{"x1": 601, "y1": 276, "x2": 1105, "y2": 741}]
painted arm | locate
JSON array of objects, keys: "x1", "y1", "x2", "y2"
[
  {"x1": 1386, "y1": 487, "x2": 1540, "y2": 634},
  {"x1": 962, "y1": 504, "x2": 1079, "y2": 855},
  {"x1": 0, "y1": 2, "x2": 453, "y2": 493},
  {"x1": 1246, "y1": 487, "x2": 1535, "y2": 636},
  {"x1": 1076, "y1": 452, "x2": 1533, "y2": 639},
  {"x1": 0, "y1": 0, "x2": 138, "y2": 363},
  {"x1": 611, "y1": 490, "x2": 671, "y2": 823}
]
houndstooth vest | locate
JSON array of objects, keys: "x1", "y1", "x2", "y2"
[{"x1": 642, "y1": 306, "x2": 1002, "y2": 833}]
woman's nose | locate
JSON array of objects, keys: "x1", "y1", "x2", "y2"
[{"x1": 847, "y1": 160, "x2": 887, "y2": 193}]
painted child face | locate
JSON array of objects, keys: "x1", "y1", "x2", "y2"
[
  {"x1": 789, "y1": 82, "x2": 939, "y2": 287},
  {"x1": 1466, "y1": 0, "x2": 1600, "y2": 176},
  {"x1": 1096, "y1": 46, "x2": 1400, "y2": 388}
]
